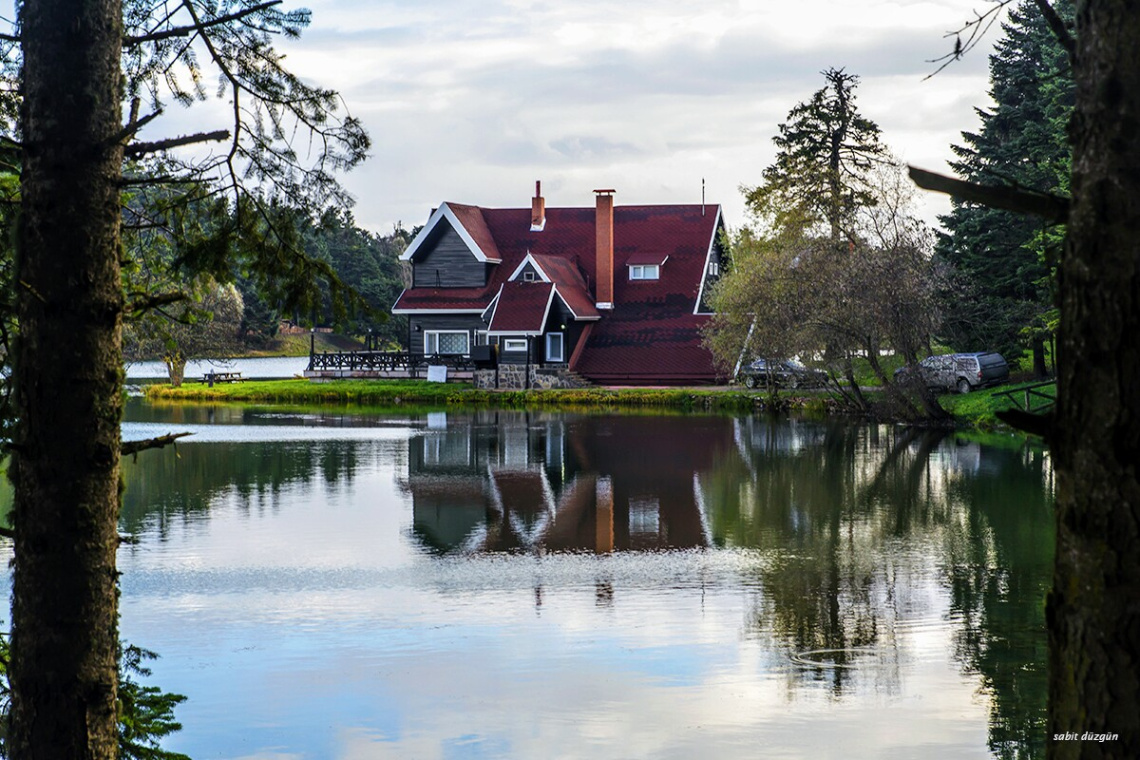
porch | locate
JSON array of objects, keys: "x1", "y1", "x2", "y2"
[{"x1": 304, "y1": 349, "x2": 476, "y2": 380}]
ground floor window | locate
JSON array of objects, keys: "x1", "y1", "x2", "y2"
[
  {"x1": 503, "y1": 338, "x2": 528, "y2": 353},
  {"x1": 546, "y1": 332, "x2": 564, "y2": 362},
  {"x1": 425, "y1": 330, "x2": 469, "y2": 355}
]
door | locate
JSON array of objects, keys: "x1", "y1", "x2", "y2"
[{"x1": 546, "y1": 332, "x2": 564, "y2": 363}]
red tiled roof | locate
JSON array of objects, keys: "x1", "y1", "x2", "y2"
[
  {"x1": 530, "y1": 254, "x2": 599, "y2": 320},
  {"x1": 447, "y1": 203, "x2": 502, "y2": 262},
  {"x1": 393, "y1": 287, "x2": 488, "y2": 312},
  {"x1": 624, "y1": 251, "x2": 670, "y2": 266},
  {"x1": 487, "y1": 282, "x2": 554, "y2": 334},
  {"x1": 572, "y1": 298, "x2": 718, "y2": 382}
]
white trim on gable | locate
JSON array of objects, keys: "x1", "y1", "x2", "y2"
[
  {"x1": 693, "y1": 206, "x2": 724, "y2": 316},
  {"x1": 482, "y1": 285, "x2": 505, "y2": 324},
  {"x1": 507, "y1": 253, "x2": 552, "y2": 283},
  {"x1": 551, "y1": 284, "x2": 601, "y2": 322},
  {"x1": 399, "y1": 203, "x2": 501, "y2": 263}
]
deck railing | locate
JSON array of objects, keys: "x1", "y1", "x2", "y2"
[{"x1": 306, "y1": 350, "x2": 475, "y2": 375}]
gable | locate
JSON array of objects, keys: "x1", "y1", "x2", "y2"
[
  {"x1": 405, "y1": 218, "x2": 492, "y2": 289},
  {"x1": 401, "y1": 203, "x2": 502, "y2": 264}
]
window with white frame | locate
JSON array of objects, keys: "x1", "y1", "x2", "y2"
[
  {"x1": 546, "y1": 332, "x2": 564, "y2": 362},
  {"x1": 708, "y1": 259, "x2": 720, "y2": 277},
  {"x1": 503, "y1": 338, "x2": 528, "y2": 353},
  {"x1": 424, "y1": 330, "x2": 469, "y2": 355},
  {"x1": 629, "y1": 264, "x2": 660, "y2": 280}
]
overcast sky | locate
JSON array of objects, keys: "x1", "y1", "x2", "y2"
[
  {"x1": 275, "y1": 0, "x2": 1001, "y2": 235},
  {"x1": 9, "y1": 0, "x2": 1004, "y2": 235}
]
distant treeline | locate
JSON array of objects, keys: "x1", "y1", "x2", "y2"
[{"x1": 241, "y1": 207, "x2": 414, "y2": 351}]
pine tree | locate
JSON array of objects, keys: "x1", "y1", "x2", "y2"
[
  {"x1": 935, "y1": 0, "x2": 1074, "y2": 371},
  {"x1": 745, "y1": 68, "x2": 888, "y2": 241}
]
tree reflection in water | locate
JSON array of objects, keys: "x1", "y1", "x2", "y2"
[
  {"x1": 705, "y1": 417, "x2": 1053, "y2": 758},
  {"x1": 107, "y1": 407, "x2": 1052, "y2": 759}
]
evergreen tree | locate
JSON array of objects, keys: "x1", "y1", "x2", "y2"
[
  {"x1": 934, "y1": 0, "x2": 1074, "y2": 371},
  {"x1": 302, "y1": 210, "x2": 410, "y2": 348},
  {"x1": 746, "y1": 67, "x2": 888, "y2": 241}
]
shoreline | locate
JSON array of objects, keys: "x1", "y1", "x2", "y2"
[{"x1": 142, "y1": 377, "x2": 1054, "y2": 434}]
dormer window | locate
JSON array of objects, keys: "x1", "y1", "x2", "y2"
[
  {"x1": 629, "y1": 264, "x2": 660, "y2": 281},
  {"x1": 523, "y1": 270, "x2": 536, "y2": 282}
]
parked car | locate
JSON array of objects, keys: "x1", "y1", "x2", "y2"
[
  {"x1": 895, "y1": 352, "x2": 1010, "y2": 394},
  {"x1": 740, "y1": 358, "x2": 828, "y2": 389}
]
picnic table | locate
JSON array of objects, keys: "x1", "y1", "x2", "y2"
[{"x1": 200, "y1": 370, "x2": 244, "y2": 385}]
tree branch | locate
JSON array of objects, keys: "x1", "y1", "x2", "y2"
[
  {"x1": 1031, "y1": 0, "x2": 1076, "y2": 64},
  {"x1": 125, "y1": 130, "x2": 231, "y2": 158},
  {"x1": 908, "y1": 165, "x2": 1069, "y2": 223},
  {"x1": 122, "y1": 432, "x2": 193, "y2": 457},
  {"x1": 126, "y1": 291, "x2": 188, "y2": 315},
  {"x1": 109, "y1": 108, "x2": 164, "y2": 148},
  {"x1": 123, "y1": 1, "x2": 283, "y2": 46}
]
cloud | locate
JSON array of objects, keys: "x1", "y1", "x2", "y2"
[{"x1": 269, "y1": 0, "x2": 1002, "y2": 232}]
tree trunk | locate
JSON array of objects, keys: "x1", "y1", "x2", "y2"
[
  {"x1": 165, "y1": 353, "x2": 187, "y2": 387},
  {"x1": 9, "y1": 0, "x2": 125, "y2": 757},
  {"x1": 1032, "y1": 337, "x2": 1048, "y2": 379},
  {"x1": 1050, "y1": 1, "x2": 1140, "y2": 757}
]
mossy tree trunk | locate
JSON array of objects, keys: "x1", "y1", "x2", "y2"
[
  {"x1": 1050, "y1": 0, "x2": 1140, "y2": 756},
  {"x1": 164, "y1": 352, "x2": 187, "y2": 387},
  {"x1": 8, "y1": 0, "x2": 125, "y2": 757}
]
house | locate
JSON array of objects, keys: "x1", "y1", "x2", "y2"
[{"x1": 392, "y1": 182, "x2": 727, "y2": 386}]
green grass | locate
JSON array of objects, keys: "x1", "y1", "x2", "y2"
[
  {"x1": 938, "y1": 379, "x2": 1056, "y2": 429},
  {"x1": 144, "y1": 376, "x2": 1055, "y2": 434},
  {"x1": 144, "y1": 379, "x2": 766, "y2": 412},
  {"x1": 849, "y1": 353, "x2": 908, "y2": 387},
  {"x1": 145, "y1": 378, "x2": 463, "y2": 405}
]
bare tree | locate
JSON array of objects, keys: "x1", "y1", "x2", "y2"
[{"x1": 708, "y1": 160, "x2": 944, "y2": 420}]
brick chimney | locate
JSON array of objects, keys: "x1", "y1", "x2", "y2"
[
  {"x1": 530, "y1": 180, "x2": 545, "y2": 232},
  {"x1": 594, "y1": 189, "x2": 615, "y2": 309}
]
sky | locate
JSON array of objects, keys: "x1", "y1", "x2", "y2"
[
  {"x1": 262, "y1": 0, "x2": 1001, "y2": 236},
  {"x1": 0, "y1": 0, "x2": 1002, "y2": 235}
]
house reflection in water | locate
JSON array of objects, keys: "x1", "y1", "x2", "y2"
[{"x1": 404, "y1": 411, "x2": 734, "y2": 554}]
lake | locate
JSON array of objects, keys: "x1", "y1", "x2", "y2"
[
  {"x1": 126, "y1": 355, "x2": 310, "y2": 381},
  {"x1": 2, "y1": 402, "x2": 1054, "y2": 759}
]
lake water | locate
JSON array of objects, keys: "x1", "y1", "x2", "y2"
[
  {"x1": 126, "y1": 355, "x2": 310, "y2": 381},
  {"x1": 3, "y1": 402, "x2": 1054, "y2": 759}
]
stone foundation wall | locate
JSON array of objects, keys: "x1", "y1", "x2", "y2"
[{"x1": 473, "y1": 365, "x2": 590, "y2": 390}]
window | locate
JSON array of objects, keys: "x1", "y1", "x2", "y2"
[
  {"x1": 629, "y1": 264, "x2": 660, "y2": 280},
  {"x1": 522, "y1": 270, "x2": 536, "y2": 282},
  {"x1": 425, "y1": 330, "x2": 469, "y2": 355},
  {"x1": 474, "y1": 330, "x2": 489, "y2": 346},
  {"x1": 546, "y1": 332, "x2": 564, "y2": 363},
  {"x1": 503, "y1": 338, "x2": 528, "y2": 353},
  {"x1": 708, "y1": 260, "x2": 720, "y2": 277}
]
